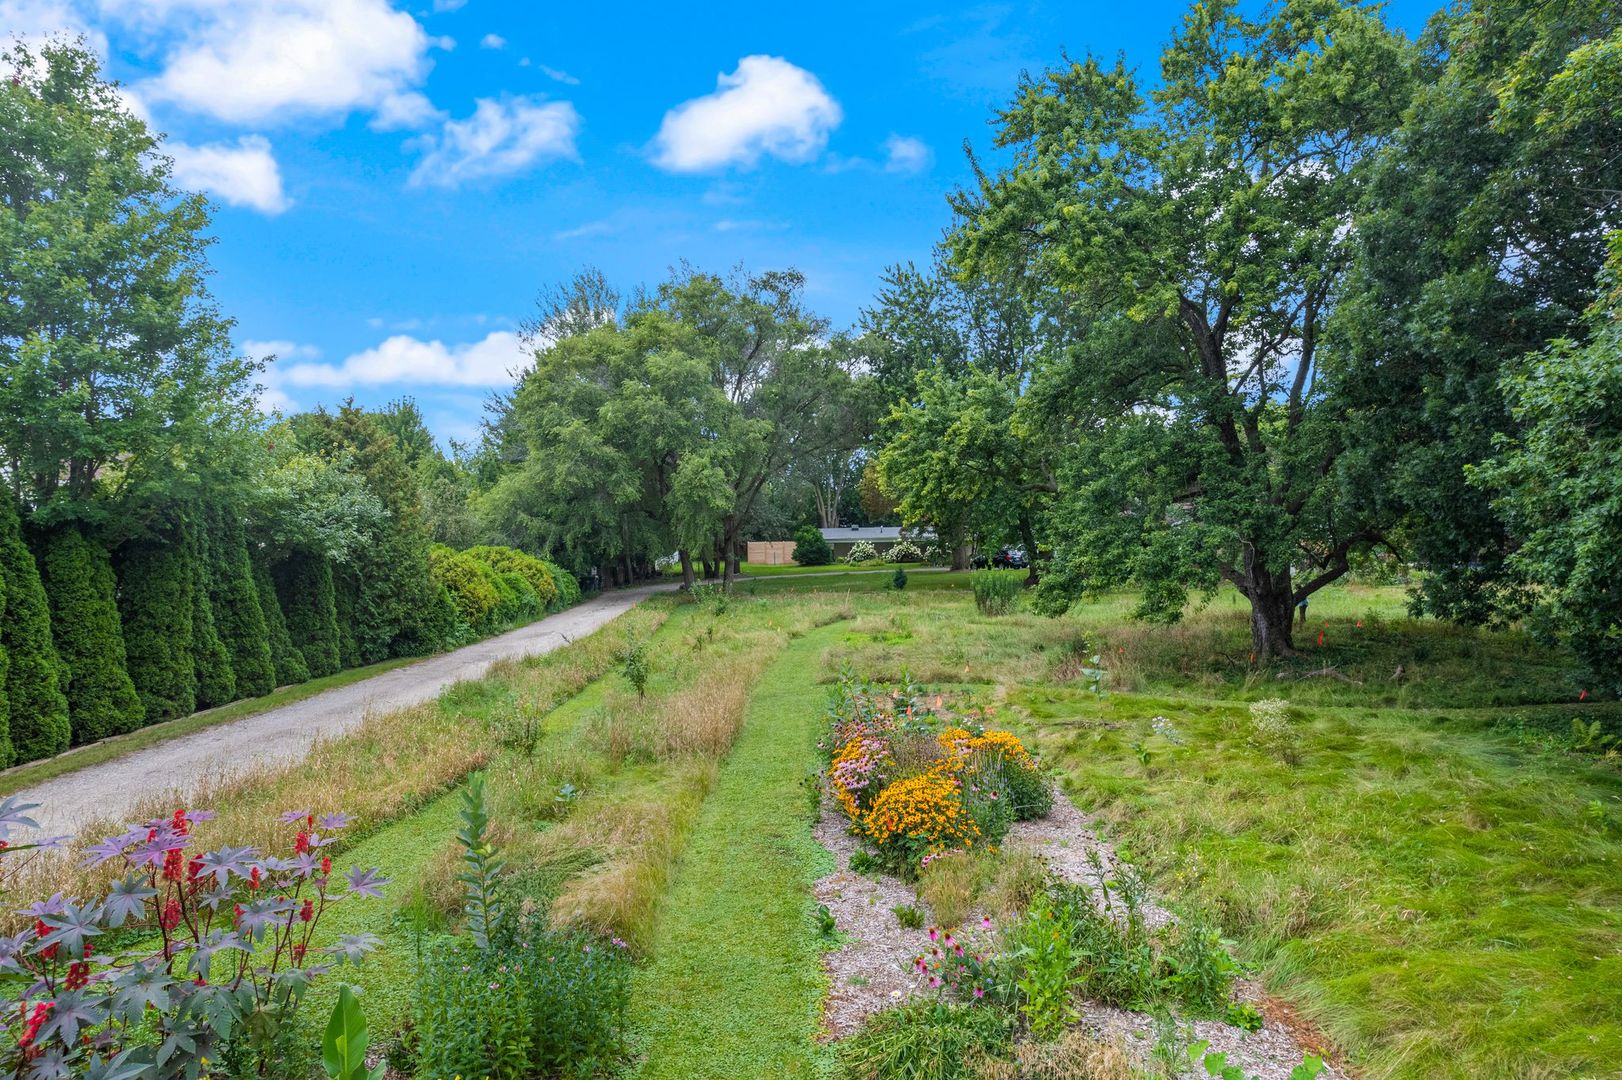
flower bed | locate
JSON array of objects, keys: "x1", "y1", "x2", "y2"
[{"x1": 821, "y1": 674, "x2": 1050, "y2": 874}]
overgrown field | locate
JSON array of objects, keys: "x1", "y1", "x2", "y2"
[{"x1": 5, "y1": 580, "x2": 1616, "y2": 1078}]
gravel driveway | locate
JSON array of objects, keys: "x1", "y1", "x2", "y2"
[{"x1": 10, "y1": 584, "x2": 669, "y2": 837}]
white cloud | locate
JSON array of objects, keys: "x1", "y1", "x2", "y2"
[
  {"x1": 283, "y1": 330, "x2": 528, "y2": 387},
  {"x1": 538, "y1": 64, "x2": 578, "y2": 85},
  {"x1": 553, "y1": 219, "x2": 615, "y2": 241},
  {"x1": 168, "y1": 135, "x2": 289, "y2": 213},
  {"x1": 651, "y1": 55, "x2": 840, "y2": 173},
  {"x1": 370, "y1": 90, "x2": 443, "y2": 131},
  {"x1": 883, "y1": 134, "x2": 932, "y2": 174},
  {"x1": 0, "y1": 0, "x2": 107, "y2": 53},
  {"x1": 431, "y1": 0, "x2": 465, "y2": 9},
  {"x1": 479, "y1": 33, "x2": 505, "y2": 49},
  {"x1": 126, "y1": 0, "x2": 445, "y2": 128},
  {"x1": 408, "y1": 96, "x2": 579, "y2": 189},
  {"x1": 241, "y1": 339, "x2": 319, "y2": 413}
]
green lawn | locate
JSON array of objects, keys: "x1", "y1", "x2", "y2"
[{"x1": 627, "y1": 621, "x2": 841, "y2": 1079}]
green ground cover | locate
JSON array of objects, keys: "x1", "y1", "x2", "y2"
[{"x1": 627, "y1": 622, "x2": 843, "y2": 1079}]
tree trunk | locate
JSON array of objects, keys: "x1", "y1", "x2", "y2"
[
  {"x1": 1245, "y1": 570, "x2": 1297, "y2": 659},
  {"x1": 679, "y1": 549, "x2": 695, "y2": 590},
  {"x1": 1018, "y1": 516, "x2": 1040, "y2": 587},
  {"x1": 721, "y1": 537, "x2": 735, "y2": 588},
  {"x1": 952, "y1": 542, "x2": 972, "y2": 572}
]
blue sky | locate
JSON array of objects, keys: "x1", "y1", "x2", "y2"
[{"x1": 8, "y1": 0, "x2": 1437, "y2": 444}]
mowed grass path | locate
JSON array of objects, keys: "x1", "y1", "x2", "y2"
[{"x1": 628, "y1": 622, "x2": 841, "y2": 1079}]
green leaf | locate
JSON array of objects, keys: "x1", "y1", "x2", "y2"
[{"x1": 322, "y1": 984, "x2": 370, "y2": 1080}]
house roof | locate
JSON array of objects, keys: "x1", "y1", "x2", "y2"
[{"x1": 818, "y1": 526, "x2": 933, "y2": 543}]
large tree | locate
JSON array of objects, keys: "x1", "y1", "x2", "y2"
[
  {"x1": 1472, "y1": 232, "x2": 1622, "y2": 693},
  {"x1": 1332, "y1": 0, "x2": 1622, "y2": 624},
  {"x1": 864, "y1": 256, "x2": 1048, "y2": 571},
  {"x1": 0, "y1": 43, "x2": 258, "y2": 530},
  {"x1": 952, "y1": 0, "x2": 1412, "y2": 655}
]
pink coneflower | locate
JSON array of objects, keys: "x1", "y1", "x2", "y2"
[{"x1": 973, "y1": 987, "x2": 985, "y2": 999}]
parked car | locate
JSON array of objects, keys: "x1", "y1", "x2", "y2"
[{"x1": 973, "y1": 547, "x2": 1029, "y2": 569}]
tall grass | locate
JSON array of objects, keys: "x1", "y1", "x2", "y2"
[
  {"x1": 3, "y1": 603, "x2": 669, "y2": 929},
  {"x1": 971, "y1": 570, "x2": 1023, "y2": 615}
]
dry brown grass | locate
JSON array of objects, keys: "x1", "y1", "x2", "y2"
[
  {"x1": 1, "y1": 605, "x2": 669, "y2": 932},
  {"x1": 971, "y1": 1031, "x2": 1136, "y2": 1079},
  {"x1": 916, "y1": 846, "x2": 1051, "y2": 930},
  {"x1": 545, "y1": 761, "x2": 715, "y2": 951}
]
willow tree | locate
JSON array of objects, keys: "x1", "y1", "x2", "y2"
[{"x1": 953, "y1": 0, "x2": 1412, "y2": 655}]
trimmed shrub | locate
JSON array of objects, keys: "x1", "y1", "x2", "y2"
[
  {"x1": 205, "y1": 507, "x2": 275, "y2": 698},
  {"x1": 844, "y1": 540, "x2": 879, "y2": 564},
  {"x1": 0, "y1": 497, "x2": 70, "y2": 763},
  {"x1": 38, "y1": 525, "x2": 144, "y2": 743},
  {"x1": 429, "y1": 544, "x2": 500, "y2": 633},
  {"x1": 115, "y1": 529, "x2": 196, "y2": 722},
  {"x1": 465, "y1": 545, "x2": 558, "y2": 610},
  {"x1": 187, "y1": 522, "x2": 236, "y2": 709},
  {"x1": 547, "y1": 561, "x2": 581, "y2": 607},
  {"x1": 791, "y1": 525, "x2": 833, "y2": 567},
  {"x1": 252, "y1": 558, "x2": 308, "y2": 687},
  {"x1": 274, "y1": 552, "x2": 342, "y2": 678}
]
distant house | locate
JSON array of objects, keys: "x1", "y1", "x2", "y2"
[
  {"x1": 744, "y1": 525, "x2": 936, "y2": 566},
  {"x1": 817, "y1": 525, "x2": 933, "y2": 561}
]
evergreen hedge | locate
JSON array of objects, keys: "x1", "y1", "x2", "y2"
[
  {"x1": 253, "y1": 558, "x2": 309, "y2": 687},
  {"x1": 115, "y1": 530, "x2": 196, "y2": 722},
  {"x1": 206, "y1": 507, "x2": 275, "y2": 698},
  {"x1": 0, "y1": 556, "x2": 11, "y2": 767},
  {"x1": 429, "y1": 544, "x2": 500, "y2": 633},
  {"x1": 0, "y1": 497, "x2": 70, "y2": 763},
  {"x1": 39, "y1": 525, "x2": 144, "y2": 744},
  {"x1": 333, "y1": 570, "x2": 364, "y2": 669},
  {"x1": 465, "y1": 545, "x2": 558, "y2": 609},
  {"x1": 547, "y1": 562, "x2": 582, "y2": 608},
  {"x1": 274, "y1": 552, "x2": 342, "y2": 678},
  {"x1": 187, "y1": 522, "x2": 236, "y2": 709}
]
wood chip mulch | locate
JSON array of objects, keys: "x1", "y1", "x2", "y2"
[{"x1": 811, "y1": 788, "x2": 1351, "y2": 1079}]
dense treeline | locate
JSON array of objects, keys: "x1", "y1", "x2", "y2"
[
  {"x1": 0, "y1": 44, "x2": 580, "y2": 766},
  {"x1": 855, "y1": 0, "x2": 1622, "y2": 686},
  {"x1": 474, "y1": 267, "x2": 881, "y2": 587}
]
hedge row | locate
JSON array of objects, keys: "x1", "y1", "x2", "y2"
[
  {"x1": 430, "y1": 544, "x2": 579, "y2": 642},
  {"x1": 0, "y1": 504, "x2": 584, "y2": 769}
]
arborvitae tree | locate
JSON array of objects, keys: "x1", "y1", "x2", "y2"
[
  {"x1": 115, "y1": 529, "x2": 196, "y2": 722},
  {"x1": 274, "y1": 552, "x2": 341, "y2": 678},
  {"x1": 188, "y1": 523, "x2": 235, "y2": 708},
  {"x1": 38, "y1": 525, "x2": 143, "y2": 743},
  {"x1": 207, "y1": 507, "x2": 274, "y2": 698},
  {"x1": 0, "y1": 496, "x2": 70, "y2": 762},
  {"x1": 253, "y1": 557, "x2": 309, "y2": 687},
  {"x1": 0, "y1": 560, "x2": 11, "y2": 767},
  {"x1": 332, "y1": 570, "x2": 363, "y2": 670},
  {"x1": 290, "y1": 406, "x2": 449, "y2": 661}
]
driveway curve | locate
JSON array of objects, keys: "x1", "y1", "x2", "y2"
[{"x1": 12, "y1": 584, "x2": 669, "y2": 837}]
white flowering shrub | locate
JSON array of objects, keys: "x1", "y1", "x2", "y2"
[{"x1": 844, "y1": 540, "x2": 879, "y2": 564}]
